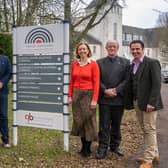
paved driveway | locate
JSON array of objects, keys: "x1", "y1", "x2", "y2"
[{"x1": 126, "y1": 83, "x2": 168, "y2": 168}]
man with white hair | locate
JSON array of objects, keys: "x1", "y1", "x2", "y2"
[{"x1": 96, "y1": 40, "x2": 130, "y2": 159}]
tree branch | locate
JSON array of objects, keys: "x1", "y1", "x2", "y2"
[
  {"x1": 75, "y1": 0, "x2": 117, "y2": 43},
  {"x1": 72, "y1": 12, "x2": 95, "y2": 28},
  {"x1": 91, "y1": 0, "x2": 117, "y2": 28}
]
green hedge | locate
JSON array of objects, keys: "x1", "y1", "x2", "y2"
[{"x1": 0, "y1": 33, "x2": 12, "y2": 63}]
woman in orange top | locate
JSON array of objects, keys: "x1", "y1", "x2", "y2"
[{"x1": 68, "y1": 42, "x2": 100, "y2": 157}]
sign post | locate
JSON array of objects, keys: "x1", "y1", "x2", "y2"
[{"x1": 12, "y1": 23, "x2": 70, "y2": 151}]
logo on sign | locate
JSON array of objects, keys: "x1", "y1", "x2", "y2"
[
  {"x1": 25, "y1": 27, "x2": 54, "y2": 44},
  {"x1": 25, "y1": 113, "x2": 34, "y2": 122}
]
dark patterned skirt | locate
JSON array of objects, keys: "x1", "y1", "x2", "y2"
[{"x1": 71, "y1": 89, "x2": 97, "y2": 141}]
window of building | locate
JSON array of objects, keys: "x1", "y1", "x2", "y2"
[
  {"x1": 113, "y1": 22, "x2": 117, "y2": 40},
  {"x1": 139, "y1": 35, "x2": 143, "y2": 40},
  {"x1": 122, "y1": 33, "x2": 125, "y2": 41},
  {"x1": 161, "y1": 48, "x2": 168, "y2": 57},
  {"x1": 133, "y1": 34, "x2": 139, "y2": 40},
  {"x1": 117, "y1": 7, "x2": 120, "y2": 14},
  {"x1": 93, "y1": 46, "x2": 96, "y2": 54},
  {"x1": 126, "y1": 34, "x2": 132, "y2": 42},
  {"x1": 113, "y1": 7, "x2": 116, "y2": 13},
  {"x1": 122, "y1": 33, "x2": 127, "y2": 41}
]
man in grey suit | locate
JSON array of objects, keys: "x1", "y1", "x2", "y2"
[
  {"x1": 96, "y1": 40, "x2": 130, "y2": 159},
  {"x1": 128, "y1": 40, "x2": 163, "y2": 168}
]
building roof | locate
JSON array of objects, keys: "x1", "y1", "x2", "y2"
[
  {"x1": 122, "y1": 25, "x2": 160, "y2": 48},
  {"x1": 87, "y1": 0, "x2": 122, "y2": 9},
  {"x1": 122, "y1": 25, "x2": 145, "y2": 34},
  {"x1": 74, "y1": 31, "x2": 102, "y2": 45},
  {"x1": 83, "y1": 34, "x2": 102, "y2": 45}
]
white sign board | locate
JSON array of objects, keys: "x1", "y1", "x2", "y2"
[
  {"x1": 13, "y1": 24, "x2": 65, "y2": 55},
  {"x1": 12, "y1": 23, "x2": 69, "y2": 151}
]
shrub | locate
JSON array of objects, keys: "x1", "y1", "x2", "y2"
[{"x1": 0, "y1": 33, "x2": 12, "y2": 63}]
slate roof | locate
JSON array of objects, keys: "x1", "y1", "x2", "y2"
[
  {"x1": 122, "y1": 25, "x2": 161, "y2": 48},
  {"x1": 87, "y1": 0, "x2": 122, "y2": 9},
  {"x1": 83, "y1": 34, "x2": 102, "y2": 44}
]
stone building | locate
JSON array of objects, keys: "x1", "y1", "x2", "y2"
[{"x1": 82, "y1": 0, "x2": 168, "y2": 69}]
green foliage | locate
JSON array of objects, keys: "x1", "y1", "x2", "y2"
[{"x1": 0, "y1": 33, "x2": 12, "y2": 63}]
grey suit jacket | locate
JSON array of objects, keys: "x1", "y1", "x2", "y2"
[
  {"x1": 97, "y1": 56, "x2": 130, "y2": 106},
  {"x1": 125, "y1": 56, "x2": 163, "y2": 111}
]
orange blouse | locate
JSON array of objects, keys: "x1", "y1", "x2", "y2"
[{"x1": 68, "y1": 59, "x2": 100, "y2": 101}]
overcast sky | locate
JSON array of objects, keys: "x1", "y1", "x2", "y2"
[
  {"x1": 122, "y1": 0, "x2": 168, "y2": 28},
  {"x1": 86, "y1": 0, "x2": 168, "y2": 28}
]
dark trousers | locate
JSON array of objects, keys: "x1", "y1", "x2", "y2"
[
  {"x1": 0, "y1": 94, "x2": 9, "y2": 144},
  {"x1": 98, "y1": 104, "x2": 124, "y2": 152}
]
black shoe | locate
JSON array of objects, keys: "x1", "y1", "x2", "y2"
[
  {"x1": 82, "y1": 150, "x2": 91, "y2": 157},
  {"x1": 95, "y1": 150, "x2": 106, "y2": 159},
  {"x1": 110, "y1": 148, "x2": 124, "y2": 157},
  {"x1": 79, "y1": 137, "x2": 85, "y2": 155},
  {"x1": 81, "y1": 141, "x2": 91, "y2": 157}
]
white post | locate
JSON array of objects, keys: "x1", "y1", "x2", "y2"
[
  {"x1": 63, "y1": 21, "x2": 70, "y2": 151},
  {"x1": 12, "y1": 55, "x2": 18, "y2": 146},
  {"x1": 12, "y1": 27, "x2": 18, "y2": 146}
]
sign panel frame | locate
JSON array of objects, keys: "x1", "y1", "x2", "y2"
[{"x1": 12, "y1": 22, "x2": 70, "y2": 151}]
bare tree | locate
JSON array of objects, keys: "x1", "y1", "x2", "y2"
[
  {"x1": 24, "y1": 0, "x2": 41, "y2": 25},
  {"x1": 157, "y1": 12, "x2": 168, "y2": 46},
  {"x1": 154, "y1": 0, "x2": 168, "y2": 47},
  {"x1": 0, "y1": 0, "x2": 125, "y2": 57},
  {"x1": 16, "y1": 0, "x2": 22, "y2": 26},
  {"x1": 10, "y1": 0, "x2": 16, "y2": 25},
  {"x1": 64, "y1": 0, "x2": 124, "y2": 56},
  {"x1": 24, "y1": 0, "x2": 124, "y2": 57},
  {"x1": 3, "y1": 0, "x2": 9, "y2": 31}
]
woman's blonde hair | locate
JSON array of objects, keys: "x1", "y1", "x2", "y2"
[{"x1": 74, "y1": 42, "x2": 92, "y2": 58}]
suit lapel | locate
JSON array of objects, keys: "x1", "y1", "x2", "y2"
[{"x1": 137, "y1": 56, "x2": 147, "y2": 80}]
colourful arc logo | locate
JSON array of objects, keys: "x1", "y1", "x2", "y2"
[{"x1": 25, "y1": 27, "x2": 54, "y2": 44}]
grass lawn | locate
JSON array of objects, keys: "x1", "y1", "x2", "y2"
[{"x1": 5, "y1": 89, "x2": 68, "y2": 168}]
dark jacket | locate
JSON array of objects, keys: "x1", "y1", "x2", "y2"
[
  {"x1": 97, "y1": 56, "x2": 130, "y2": 106},
  {"x1": 125, "y1": 56, "x2": 163, "y2": 111},
  {"x1": 0, "y1": 55, "x2": 11, "y2": 94}
]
